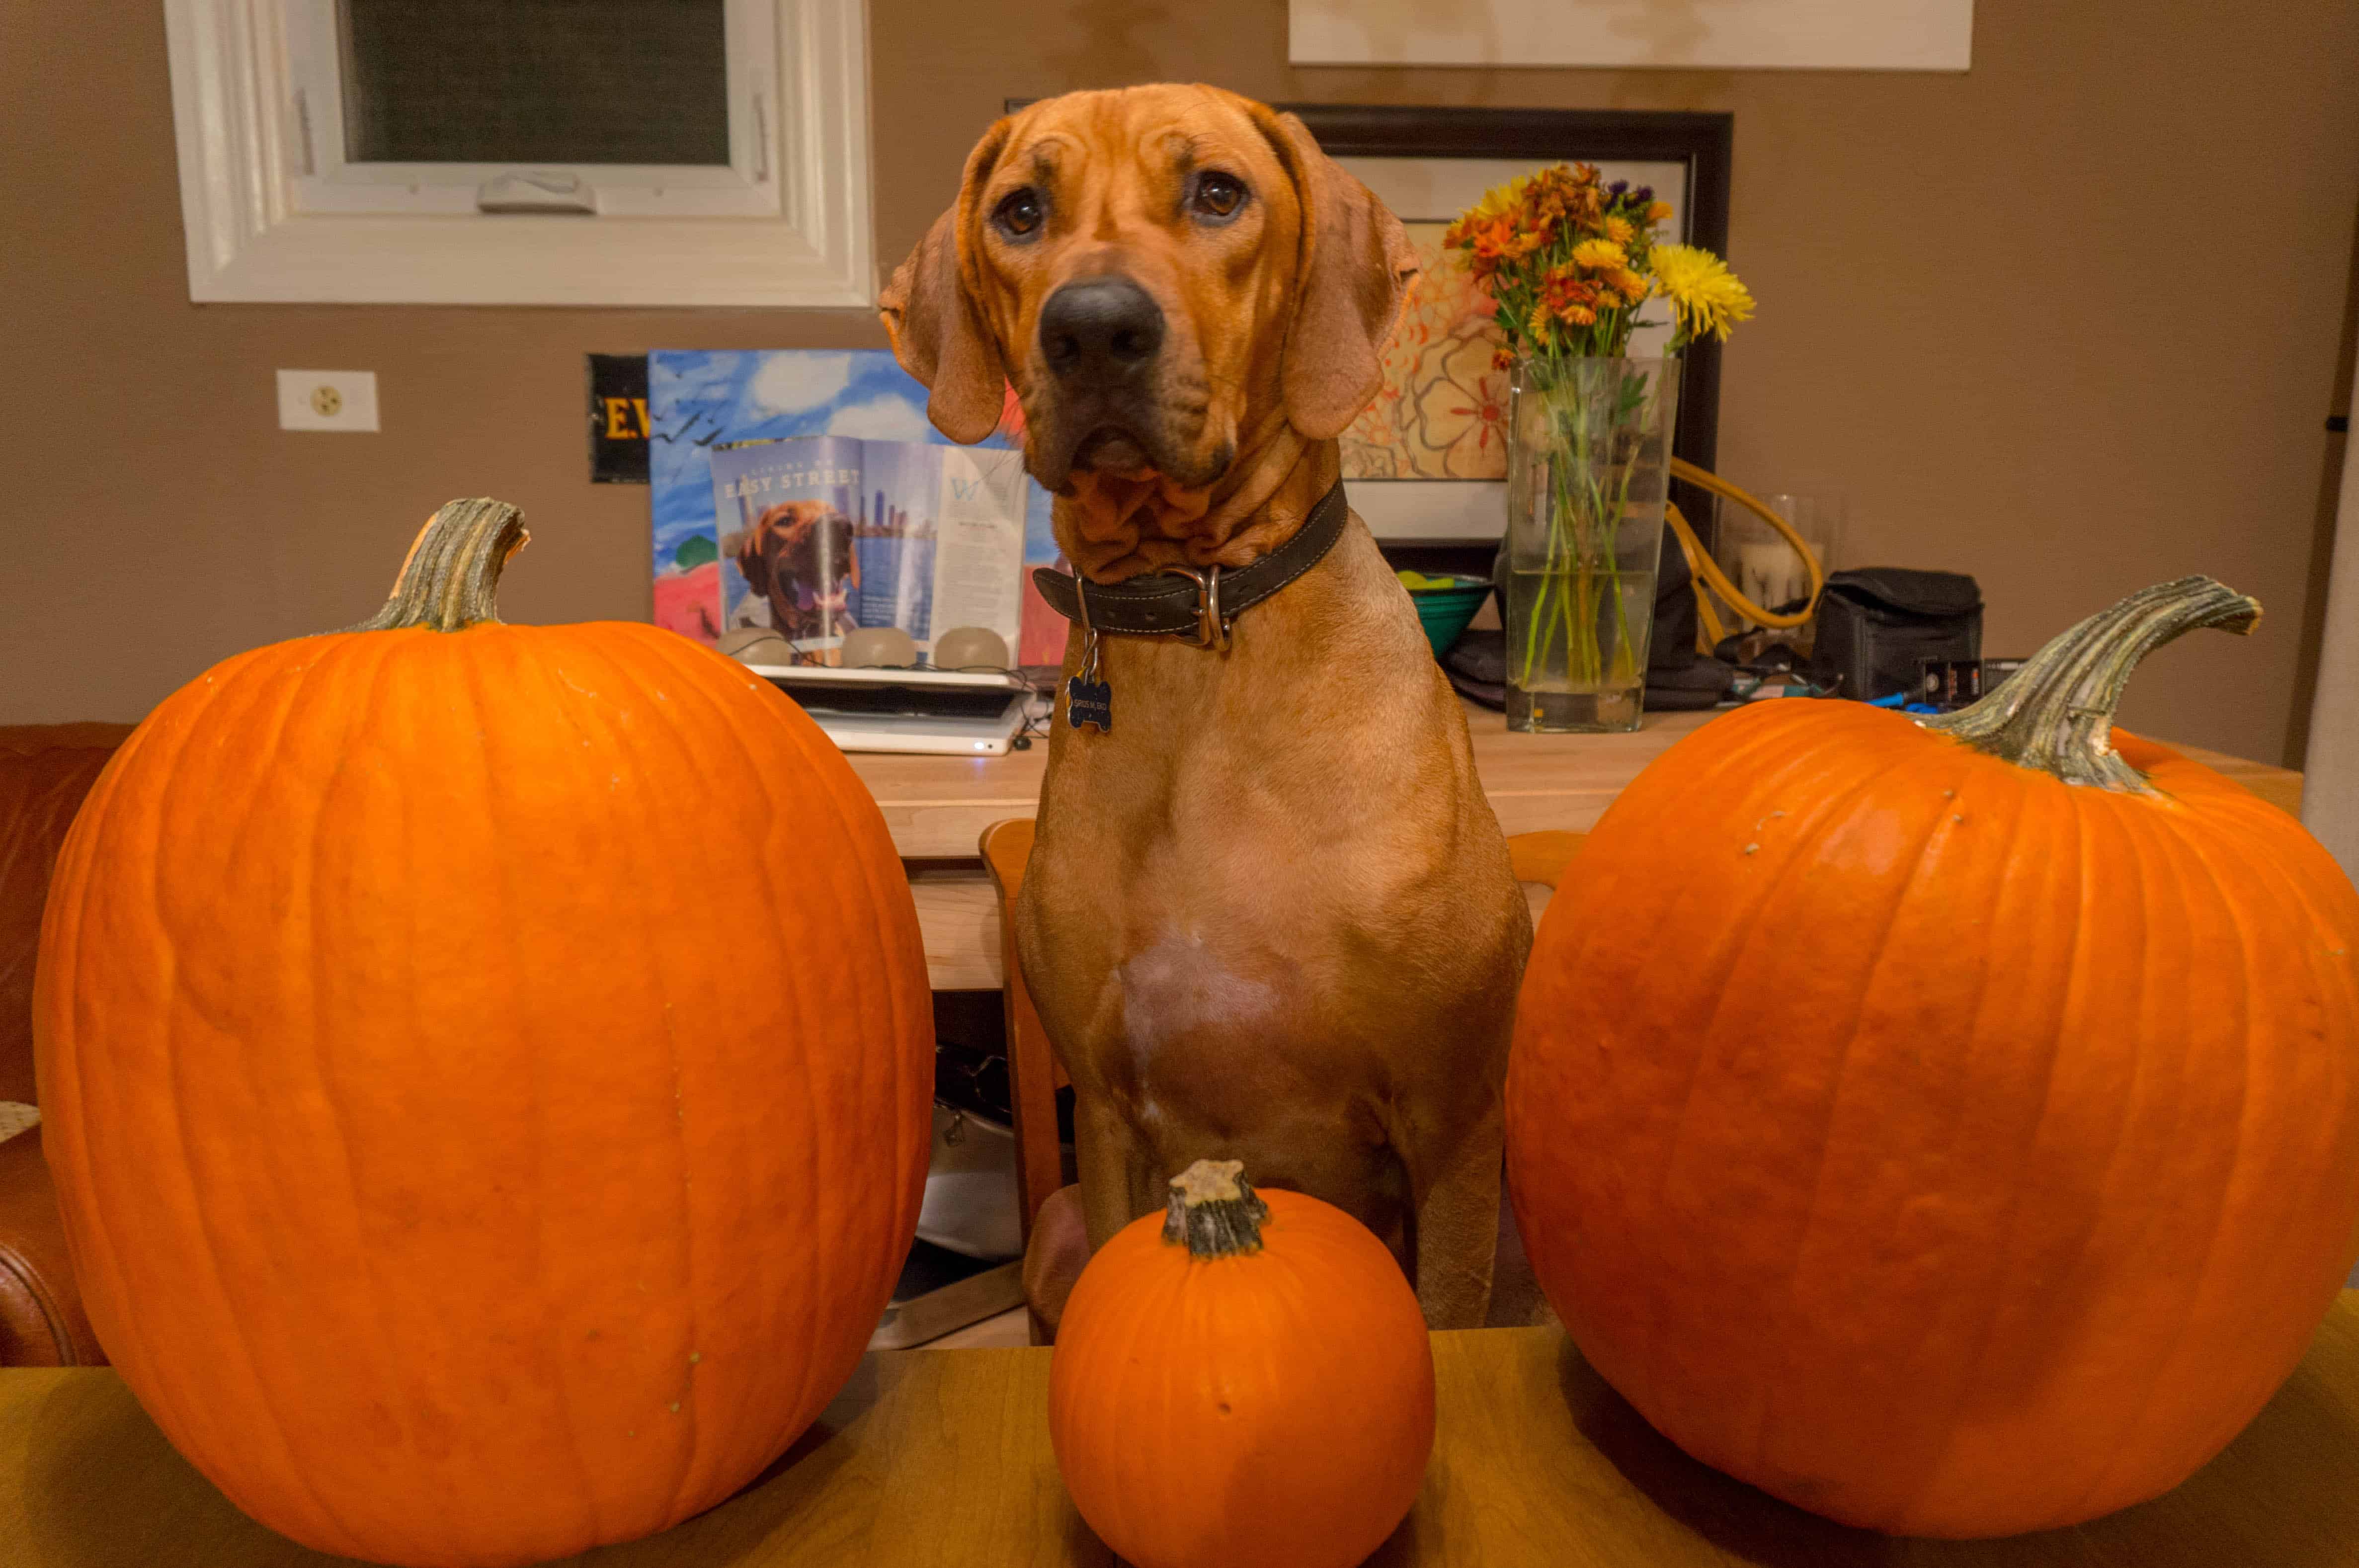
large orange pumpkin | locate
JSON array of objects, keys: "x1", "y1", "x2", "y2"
[
  {"x1": 1048, "y1": 1160, "x2": 1435, "y2": 1568},
  {"x1": 32, "y1": 500, "x2": 931, "y2": 1566},
  {"x1": 1507, "y1": 577, "x2": 2359, "y2": 1537}
]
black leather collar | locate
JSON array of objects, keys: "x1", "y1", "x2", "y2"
[{"x1": 1031, "y1": 480, "x2": 1350, "y2": 646}]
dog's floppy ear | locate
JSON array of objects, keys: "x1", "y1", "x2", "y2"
[
  {"x1": 727, "y1": 509, "x2": 776, "y2": 598},
  {"x1": 881, "y1": 119, "x2": 1013, "y2": 445},
  {"x1": 1254, "y1": 108, "x2": 1419, "y2": 441}
]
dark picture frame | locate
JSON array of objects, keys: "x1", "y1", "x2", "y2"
[{"x1": 1283, "y1": 104, "x2": 1732, "y2": 547}]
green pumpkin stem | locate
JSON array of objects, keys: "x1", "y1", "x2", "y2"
[
  {"x1": 1163, "y1": 1159, "x2": 1270, "y2": 1259},
  {"x1": 1919, "y1": 576, "x2": 2260, "y2": 795},
  {"x1": 349, "y1": 498, "x2": 529, "y2": 633}
]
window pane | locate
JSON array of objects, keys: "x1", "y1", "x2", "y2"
[{"x1": 338, "y1": 0, "x2": 731, "y2": 166}]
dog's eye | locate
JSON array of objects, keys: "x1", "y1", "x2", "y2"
[
  {"x1": 993, "y1": 188, "x2": 1044, "y2": 239},
  {"x1": 1191, "y1": 171, "x2": 1247, "y2": 221}
]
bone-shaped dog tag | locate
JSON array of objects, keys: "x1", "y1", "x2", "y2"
[{"x1": 1065, "y1": 674, "x2": 1112, "y2": 733}]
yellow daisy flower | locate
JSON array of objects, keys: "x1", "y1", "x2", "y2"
[
  {"x1": 1569, "y1": 238, "x2": 1627, "y2": 272},
  {"x1": 1650, "y1": 244, "x2": 1756, "y2": 342},
  {"x1": 1471, "y1": 175, "x2": 1529, "y2": 223},
  {"x1": 1604, "y1": 215, "x2": 1635, "y2": 247}
]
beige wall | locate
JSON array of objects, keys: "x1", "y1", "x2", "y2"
[{"x1": 4, "y1": 1, "x2": 2354, "y2": 763}]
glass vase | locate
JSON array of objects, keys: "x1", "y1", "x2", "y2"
[{"x1": 1502, "y1": 354, "x2": 1681, "y2": 733}]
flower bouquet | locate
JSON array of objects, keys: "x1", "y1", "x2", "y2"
[{"x1": 1444, "y1": 165, "x2": 1753, "y2": 731}]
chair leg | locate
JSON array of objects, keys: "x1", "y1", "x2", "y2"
[{"x1": 1003, "y1": 931, "x2": 1064, "y2": 1243}]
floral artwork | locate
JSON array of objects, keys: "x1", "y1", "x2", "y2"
[{"x1": 1339, "y1": 223, "x2": 1513, "y2": 482}]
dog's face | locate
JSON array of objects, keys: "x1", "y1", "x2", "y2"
[
  {"x1": 733, "y1": 499, "x2": 848, "y2": 605},
  {"x1": 946, "y1": 86, "x2": 1300, "y2": 494},
  {"x1": 882, "y1": 85, "x2": 1415, "y2": 512}
]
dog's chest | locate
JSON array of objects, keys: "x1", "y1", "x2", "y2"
[
  {"x1": 1117, "y1": 926, "x2": 1284, "y2": 1062},
  {"x1": 1101, "y1": 920, "x2": 1327, "y2": 1124}
]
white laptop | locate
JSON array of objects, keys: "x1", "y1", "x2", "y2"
[{"x1": 747, "y1": 664, "x2": 1035, "y2": 756}]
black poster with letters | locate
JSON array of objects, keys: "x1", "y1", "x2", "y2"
[{"x1": 587, "y1": 353, "x2": 651, "y2": 484}]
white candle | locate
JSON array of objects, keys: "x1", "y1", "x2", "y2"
[{"x1": 1738, "y1": 539, "x2": 1801, "y2": 612}]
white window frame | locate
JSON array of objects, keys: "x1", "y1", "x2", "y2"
[
  {"x1": 163, "y1": 0, "x2": 872, "y2": 306},
  {"x1": 281, "y1": 0, "x2": 781, "y2": 219}
]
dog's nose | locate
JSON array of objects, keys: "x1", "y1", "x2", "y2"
[{"x1": 1039, "y1": 278, "x2": 1164, "y2": 383}]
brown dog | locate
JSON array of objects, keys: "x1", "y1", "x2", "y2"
[
  {"x1": 883, "y1": 84, "x2": 1528, "y2": 1328},
  {"x1": 724, "y1": 498, "x2": 861, "y2": 645}
]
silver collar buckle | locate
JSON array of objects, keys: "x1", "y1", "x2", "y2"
[{"x1": 1169, "y1": 565, "x2": 1231, "y2": 652}]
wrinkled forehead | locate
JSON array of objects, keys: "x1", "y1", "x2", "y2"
[{"x1": 987, "y1": 87, "x2": 1294, "y2": 210}]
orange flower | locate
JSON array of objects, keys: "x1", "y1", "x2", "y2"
[
  {"x1": 1536, "y1": 265, "x2": 1608, "y2": 329},
  {"x1": 1469, "y1": 217, "x2": 1543, "y2": 266},
  {"x1": 1455, "y1": 216, "x2": 1530, "y2": 287},
  {"x1": 1566, "y1": 172, "x2": 1608, "y2": 226},
  {"x1": 1516, "y1": 163, "x2": 1607, "y2": 235},
  {"x1": 1525, "y1": 182, "x2": 1568, "y2": 233},
  {"x1": 1646, "y1": 200, "x2": 1674, "y2": 224}
]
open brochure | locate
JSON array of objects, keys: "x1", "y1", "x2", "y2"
[{"x1": 710, "y1": 435, "x2": 1029, "y2": 665}]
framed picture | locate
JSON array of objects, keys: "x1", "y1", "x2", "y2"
[
  {"x1": 1289, "y1": 0, "x2": 1971, "y2": 72},
  {"x1": 1290, "y1": 105, "x2": 1731, "y2": 553}
]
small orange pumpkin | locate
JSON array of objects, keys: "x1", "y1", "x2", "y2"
[
  {"x1": 1508, "y1": 577, "x2": 2359, "y2": 1536},
  {"x1": 34, "y1": 500, "x2": 932, "y2": 1567},
  {"x1": 1049, "y1": 1160, "x2": 1435, "y2": 1568}
]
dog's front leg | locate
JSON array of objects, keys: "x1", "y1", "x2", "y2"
[
  {"x1": 1405, "y1": 1108, "x2": 1505, "y2": 1329},
  {"x1": 1071, "y1": 1091, "x2": 1160, "y2": 1250}
]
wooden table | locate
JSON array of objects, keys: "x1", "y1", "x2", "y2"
[
  {"x1": 4, "y1": 1294, "x2": 2352, "y2": 1566},
  {"x1": 861, "y1": 703, "x2": 2306, "y2": 991}
]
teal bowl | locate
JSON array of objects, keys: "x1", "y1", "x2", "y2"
[{"x1": 1402, "y1": 577, "x2": 1492, "y2": 660}]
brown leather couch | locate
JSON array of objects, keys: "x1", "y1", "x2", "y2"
[{"x1": 0, "y1": 723, "x2": 132, "y2": 1365}]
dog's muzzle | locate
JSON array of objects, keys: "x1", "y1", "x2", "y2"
[{"x1": 1032, "y1": 275, "x2": 1207, "y2": 487}]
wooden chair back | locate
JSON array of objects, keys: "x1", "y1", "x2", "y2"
[
  {"x1": 979, "y1": 819, "x2": 1067, "y2": 1243},
  {"x1": 1508, "y1": 829, "x2": 1586, "y2": 891}
]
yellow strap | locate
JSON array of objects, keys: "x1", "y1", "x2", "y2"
[
  {"x1": 1664, "y1": 507, "x2": 1733, "y2": 652},
  {"x1": 1664, "y1": 457, "x2": 1826, "y2": 649}
]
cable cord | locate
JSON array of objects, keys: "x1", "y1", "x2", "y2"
[{"x1": 1664, "y1": 457, "x2": 1827, "y2": 655}]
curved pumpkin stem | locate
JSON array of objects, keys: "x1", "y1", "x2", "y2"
[
  {"x1": 1164, "y1": 1159, "x2": 1270, "y2": 1258},
  {"x1": 349, "y1": 498, "x2": 529, "y2": 633},
  {"x1": 1920, "y1": 576, "x2": 2260, "y2": 794}
]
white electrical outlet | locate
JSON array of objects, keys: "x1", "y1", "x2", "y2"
[{"x1": 277, "y1": 370, "x2": 380, "y2": 432}]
